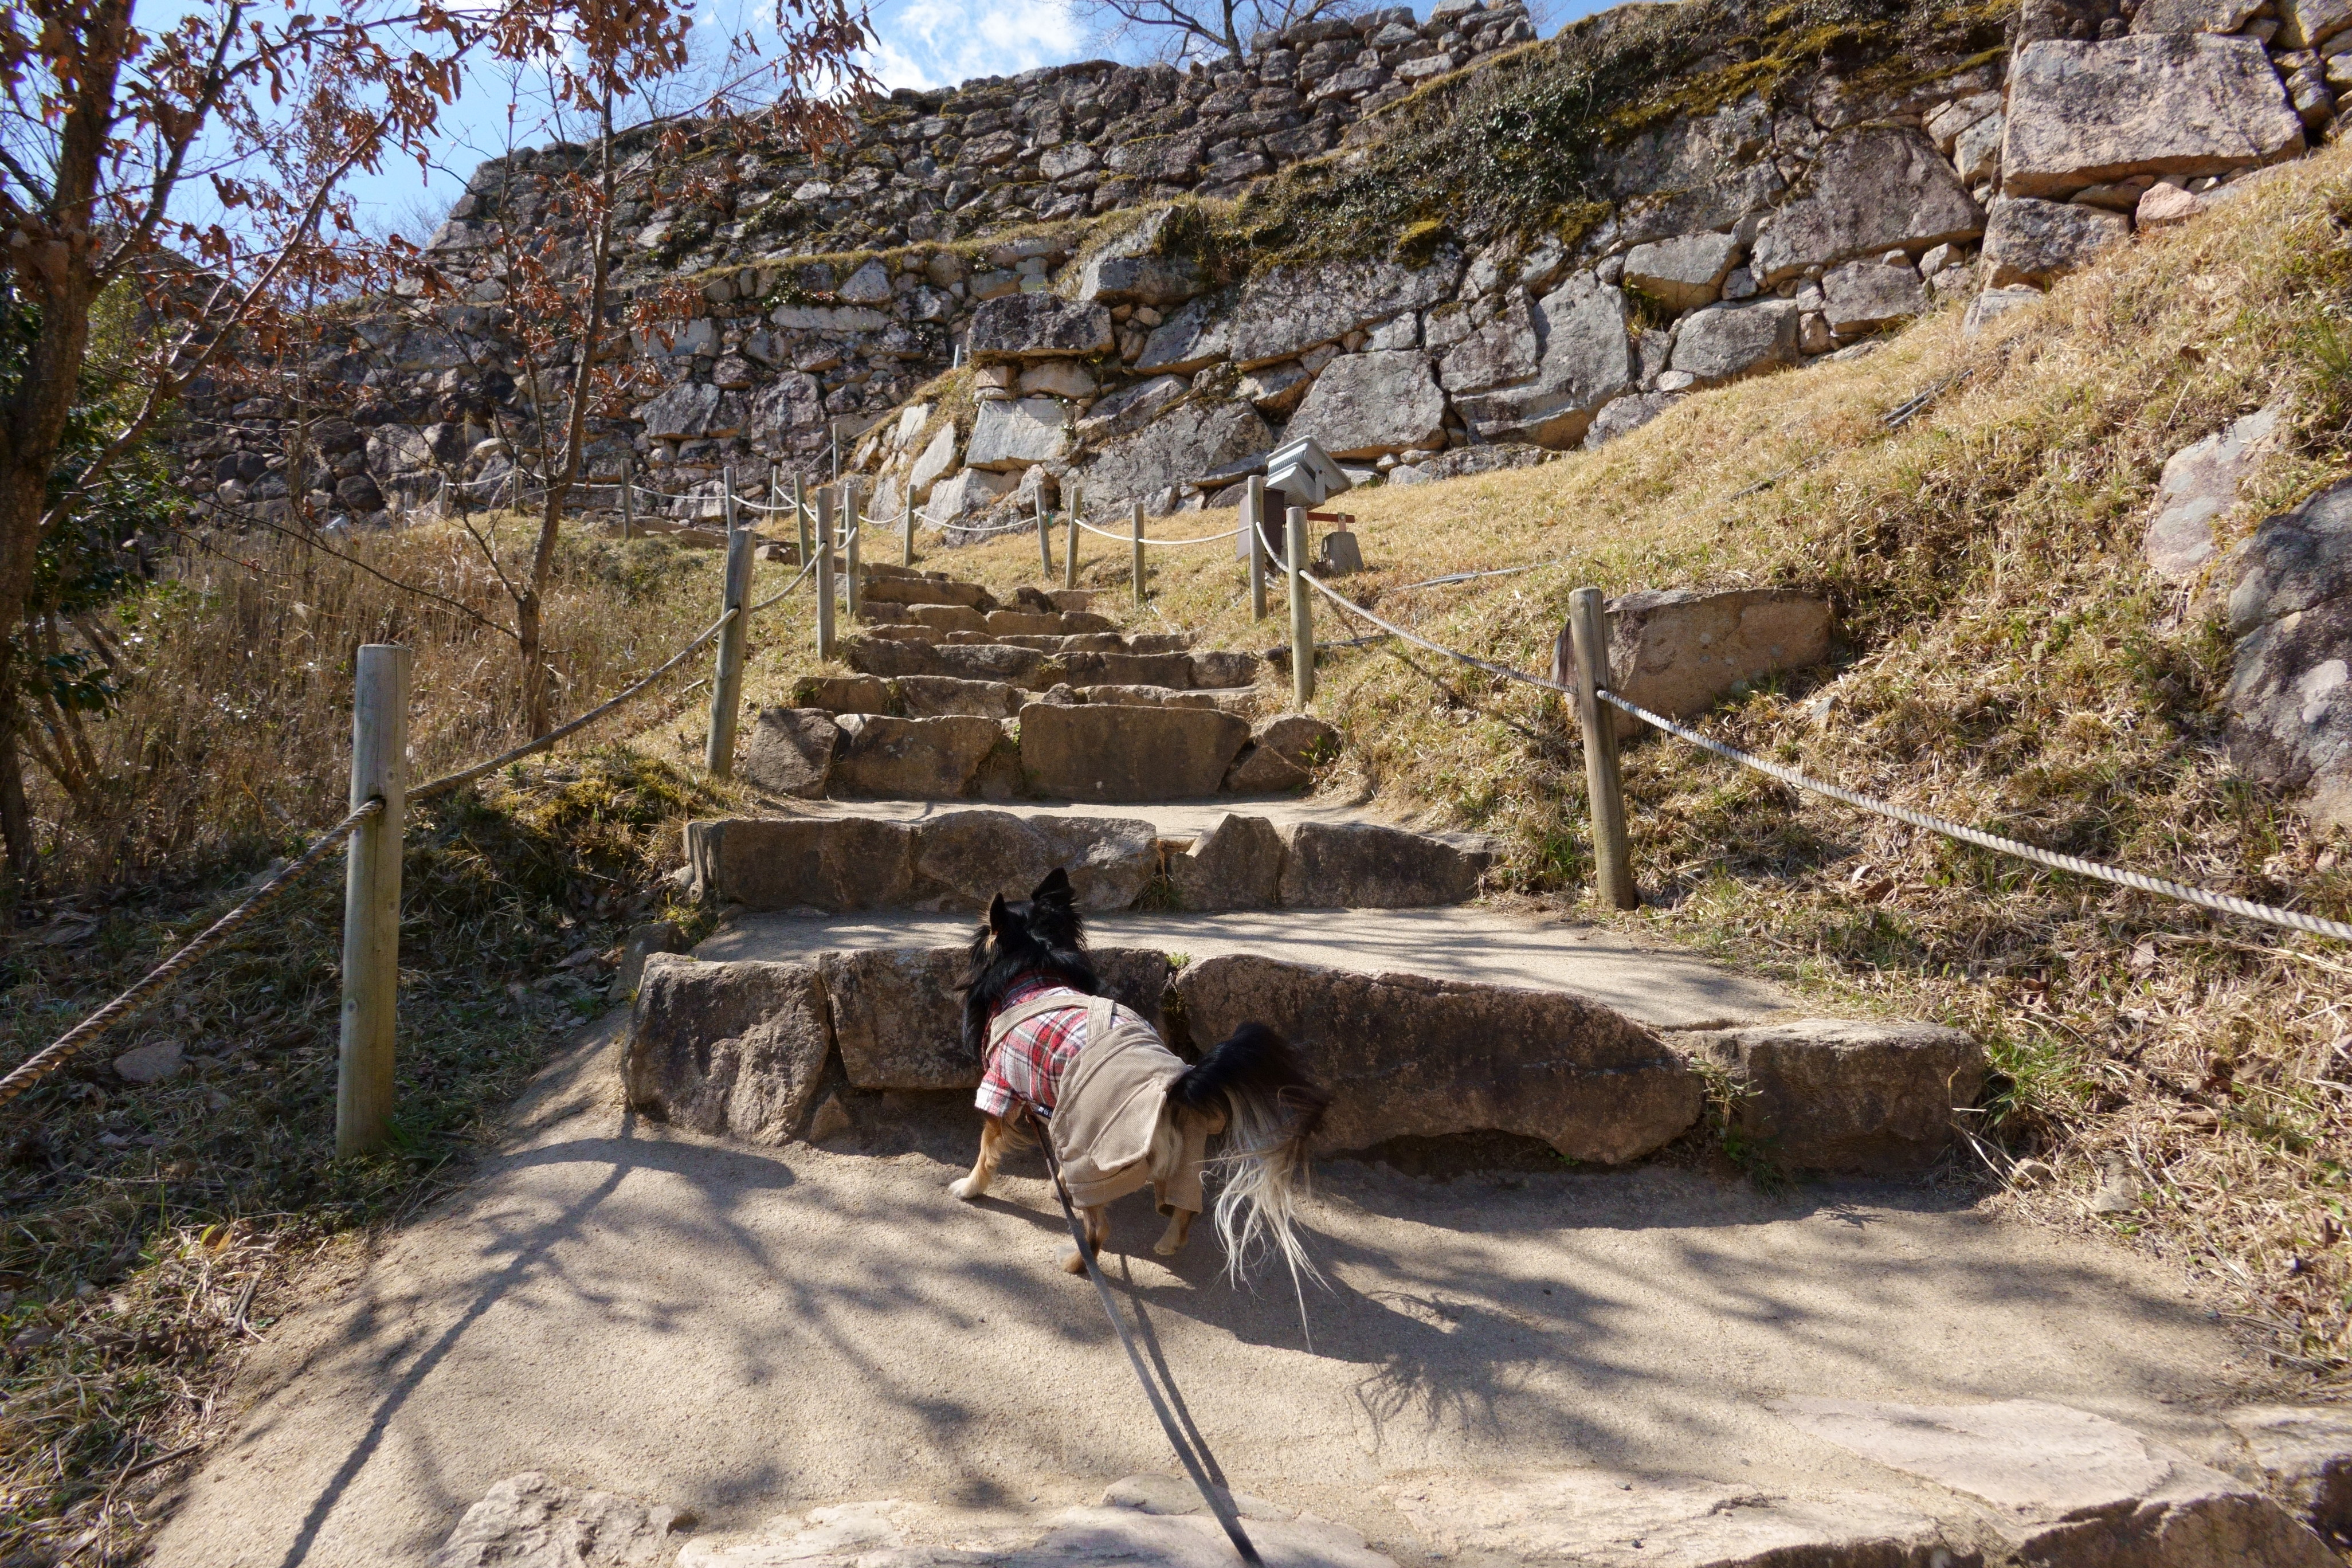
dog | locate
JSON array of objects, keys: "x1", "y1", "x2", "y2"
[{"x1": 951, "y1": 868, "x2": 1329, "y2": 1284}]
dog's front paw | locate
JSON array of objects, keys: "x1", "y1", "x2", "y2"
[
  {"x1": 1153, "y1": 1235, "x2": 1186, "y2": 1257},
  {"x1": 949, "y1": 1176, "x2": 986, "y2": 1201},
  {"x1": 1060, "y1": 1245, "x2": 1089, "y2": 1275}
]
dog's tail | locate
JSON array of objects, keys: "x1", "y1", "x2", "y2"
[{"x1": 1169, "y1": 1023, "x2": 1331, "y2": 1291}]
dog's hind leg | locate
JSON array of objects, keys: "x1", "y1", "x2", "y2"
[
  {"x1": 950, "y1": 1114, "x2": 1013, "y2": 1201},
  {"x1": 1153, "y1": 1208, "x2": 1196, "y2": 1257},
  {"x1": 1061, "y1": 1204, "x2": 1110, "y2": 1274}
]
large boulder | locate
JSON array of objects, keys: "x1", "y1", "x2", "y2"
[
  {"x1": 2223, "y1": 477, "x2": 2352, "y2": 827},
  {"x1": 907, "y1": 425, "x2": 959, "y2": 503},
  {"x1": 1225, "y1": 253, "x2": 1465, "y2": 369},
  {"x1": 627, "y1": 955, "x2": 830, "y2": 1143},
  {"x1": 1451, "y1": 273, "x2": 1637, "y2": 446},
  {"x1": 1282, "y1": 351, "x2": 1449, "y2": 460},
  {"x1": 967, "y1": 397, "x2": 1072, "y2": 469},
  {"x1": 1020, "y1": 702, "x2": 1251, "y2": 801},
  {"x1": 1168, "y1": 813, "x2": 1286, "y2": 910},
  {"x1": 2280, "y1": 0, "x2": 2352, "y2": 48},
  {"x1": 923, "y1": 466, "x2": 1016, "y2": 524},
  {"x1": 1575, "y1": 587, "x2": 1835, "y2": 739},
  {"x1": 830, "y1": 714, "x2": 1002, "y2": 798},
  {"x1": 1437, "y1": 295, "x2": 1543, "y2": 394},
  {"x1": 2220, "y1": 1406, "x2": 2352, "y2": 1546},
  {"x1": 1748, "y1": 126, "x2": 1984, "y2": 285},
  {"x1": 1135, "y1": 300, "x2": 1236, "y2": 376},
  {"x1": 1075, "y1": 206, "x2": 1207, "y2": 308},
  {"x1": 968, "y1": 293, "x2": 1114, "y2": 362},
  {"x1": 1818, "y1": 257, "x2": 1929, "y2": 338},
  {"x1": 1624, "y1": 230, "x2": 1743, "y2": 312},
  {"x1": 432, "y1": 1472, "x2": 687, "y2": 1568},
  {"x1": 1583, "y1": 390, "x2": 1683, "y2": 451},
  {"x1": 1981, "y1": 197, "x2": 2132, "y2": 289},
  {"x1": 1667, "y1": 300, "x2": 1802, "y2": 388},
  {"x1": 1275, "y1": 821, "x2": 1494, "y2": 907},
  {"x1": 1174, "y1": 955, "x2": 1702, "y2": 1162},
  {"x1": 1677, "y1": 1019, "x2": 1984, "y2": 1172},
  {"x1": 637, "y1": 381, "x2": 725, "y2": 441},
  {"x1": 2001, "y1": 37, "x2": 2303, "y2": 199},
  {"x1": 1771, "y1": 1398, "x2": 2337, "y2": 1568},
  {"x1": 822, "y1": 945, "x2": 1170, "y2": 1089},
  {"x1": 741, "y1": 707, "x2": 838, "y2": 799},
  {"x1": 1081, "y1": 401, "x2": 1272, "y2": 508},
  {"x1": 910, "y1": 811, "x2": 1160, "y2": 911},
  {"x1": 682, "y1": 817, "x2": 916, "y2": 911},
  {"x1": 1223, "y1": 712, "x2": 1339, "y2": 793},
  {"x1": 2145, "y1": 405, "x2": 2284, "y2": 581}
]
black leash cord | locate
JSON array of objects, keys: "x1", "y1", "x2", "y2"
[{"x1": 1029, "y1": 1113, "x2": 1265, "y2": 1566}]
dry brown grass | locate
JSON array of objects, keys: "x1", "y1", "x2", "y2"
[{"x1": 823, "y1": 141, "x2": 2352, "y2": 1381}]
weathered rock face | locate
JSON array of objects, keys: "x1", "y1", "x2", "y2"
[
  {"x1": 830, "y1": 714, "x2": 1003, "y2": 798},
  {"x1": 742, "y1": 707, "x2": 840, "y2": 798},
  {"x1": 968, "y1": 293, "x2": 1115, "y2": 362},
  {"x1": 1168, "y1": 813, "x2": 1286, "y2": 910},
  {"x1": 1579, "y1": 587, "x2": 1834, "y2": 738},
  {"x1": 1081, "y1": 401, "x2": 1272, "y2": 512},
  {"x1": 1679, "y1": 1019, "x2": 1985, "y2": 1171},
  {"x1": 967, "y1": 398, "x2": 1073, "y2": 469},
  {"x1": 1283, "y1": 350, "x2": 1449, "y2": 459},
  {"x1": 2002, "y1": 37, "x2": 2304, "y2": 198},
  {"x1": 1749, "y1": 126, "x2": 1984, "y2": 284},
  {"x1": 432, "y1": 1471, "x2": 687, "y2": 1567},
  {"x1": 2221, "y1": 1406, "x2": 2352, "y2": 1546},
  {"x1": 1224, "y1": 253, "x2": 1464, "y2": 369},
  {"x1": 1453, "y1": 273, "x2": 1637, "y2": 445},
  {"x1": 1818, "y1": 257, "x2": 1928, "y2": 338},
  {"x1": 1174, "y1": 954, "x2": 1702, "y2": 1161},
  {"x1": 1019, "y1": 702, "x2": 1251, "y2": 801},
  {"x1": 823, "y1": 945, "x2": 1169, "y2": 1089},
  {"x1": 670, "y1": 1499, "x2": 1398, "y2": 1568},
  {"x1": 1982, "y1": 196, "x2": 2133, "y2": 288},
  {"x1": 1077, "y1": 209, "x2": 1208, "y2": 308},
  {"x1": 1624, "y1": 230, "x2": 1743, "y2": 312},
  {"x1": 1275, "y1": 821, "x2": 1495, "y2": 908},
  {"x1": 628, "y1": 955, "x2": 831, "y2": 1142},
  {"x1": 1668, "y1": 299, "x2": 1801, "y2": 387},
  {"x1": 1772, "y1": 1398, "x2": 2338, "y2": 1568},
  {"x1": 2224, "y1": 477, "x2": 2352, "y2": 827},
  {"x1": 1385, "y1": 1472, "x2": 1957, "y2": 1568},
  {"x1": 684, "y1": 817, "x2": 915, "y2": 910},
  {"x1": 910, "y1": 811, "x2": 1160, "y2": 911},
  {"x1": 2146, "y1": 405, "x2": 2283, "y2": 579}
]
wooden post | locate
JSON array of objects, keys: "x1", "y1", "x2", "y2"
[
  {"x1": 1286, "y1": 505, "x2": 1314, "y2": 710},
  {"x1": 1569, "y1": 587, "x2": 1638, "y2": 911},
  {"x1": 705, "y1": 503, "x2": 754, "y2": 779},
  {"x1": 1131, "y1": 501, "x2": 1146, "y2": 606},
  {"x1": 337, "y1": 643, "x2": 410, "y2": 1157},
  {"x1": 1064, "y1": 485, "x2": 1080, "y2": 591},
  {"x1": 816, "y1": 484, "x2": 837, "y2": 660},
  {"x1": 620, "y1": 453, "x2": 634, "y2": 540},
  {"x1": 844, "y1": 478, "x2": 863, "y2": 618},
  {"x1": 794, "y1": 472, "x2": 810, "y2": 566},
  {"x1": 902, "y1": 491, "x2": 916, "y2": 567},
  {"x1": 1036, "y1": 496, "x2": 1054, "y2": 579},
  {"x1": 1245, "y1": 476, "x2": 1268, "y2": 621}
]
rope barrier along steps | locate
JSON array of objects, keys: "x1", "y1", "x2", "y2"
[
  {"x1": 0, "y1": 590, "x2": 771, "y2": 1109},
  {"x1": 1030, "y1": 1111, "x2": 1264, "y2": 1566},
  {"x1": 1278, "y1": 532, "x2": 2352, "y2": 946}
]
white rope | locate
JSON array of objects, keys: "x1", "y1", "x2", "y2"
[
  {"x1": 1075, "y1": 515, "x2": 1242, "y2": 546},
  {"x1": 750, "y1": 552, "x2": 819, "y2": 612},
  {"x1": 1289, "y1": 551, "x2": 2352, "y2": 945}
]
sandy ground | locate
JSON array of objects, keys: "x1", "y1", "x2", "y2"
[{"x1": 144, "y1": 1009, "x2": 2263, "y2": 1568}]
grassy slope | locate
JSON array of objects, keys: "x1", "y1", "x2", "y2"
[{"x1": 816, "y1": 140, "x2": 2352, "y2": 1376}]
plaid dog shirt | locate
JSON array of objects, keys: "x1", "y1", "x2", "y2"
[{"x1": 975, "y1": 974, "x2": 1091, "y2": 1120}]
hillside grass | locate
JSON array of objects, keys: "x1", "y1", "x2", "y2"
[{"x1": 854, "y1": 140, "x2": 2352, "y2": 1378}]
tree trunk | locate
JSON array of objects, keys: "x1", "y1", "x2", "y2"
[
  {"x1": 0, "y1": 651, "x2": 32, "y2": 886},
  {"x1": 517, "y1": 586, "x2": 548, "y2": 737}
]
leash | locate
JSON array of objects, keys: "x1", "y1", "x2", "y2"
[{"x1": 1027, "y1": 1110, "x2": 1266, "y2": 1566}]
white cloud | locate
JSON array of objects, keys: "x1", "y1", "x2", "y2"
[{"x1": 863, "y1": 0, "x2": 1088, "y2": 92}]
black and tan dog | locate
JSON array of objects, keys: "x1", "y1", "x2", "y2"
[{"x1": 952, "y1": 868, "x2": 1328, "y2": 1281}]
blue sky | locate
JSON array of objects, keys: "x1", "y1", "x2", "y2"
[{"x1": 336, "y1": 0, "x2": 1589, "y2": 237}]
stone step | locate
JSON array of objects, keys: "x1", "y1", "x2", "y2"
[
  {"x1": 629, "y1": 927, "x2": 1979, "y2": 1174},
  {"x1": 792, "y1": 673, "x2": 1262, "y2": 721},
  {"x1": 683, "y1": 807, "x2": 1491, "y2": 912},
  {"x1": 844, "y1": 636, "x2": 1247, "y2": 692},
  {"x1": 855, "y1": 603, "x2": 1119, "y2": 637}
]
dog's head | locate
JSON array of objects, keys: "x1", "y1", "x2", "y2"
[{"x1": 959, "y1": 868, "x2": 1100, "y2": 1060}]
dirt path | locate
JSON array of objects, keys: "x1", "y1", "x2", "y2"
[{"x1": 143, "y1": 1007, "x2": 2261, "y2": 1567}]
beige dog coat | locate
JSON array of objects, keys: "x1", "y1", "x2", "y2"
[{"x1": 989, "y1": 991, "x2": 1210, "y2": 1215}]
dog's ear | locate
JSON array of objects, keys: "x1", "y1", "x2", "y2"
[
  {"x1": 986, "y1": 892, "x2": 1013, "y2": 934},
  {"x1": 1032, "y1": 867, "x2": 1073, "y2": 907}
]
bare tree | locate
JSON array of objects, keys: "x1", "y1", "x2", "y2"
[
  {"x1": 0, "y1": 0, "x2": 871, "y2": 874},
  {"x1": 1080, "y1": 0, "x2": 1367, "y2": 64}
]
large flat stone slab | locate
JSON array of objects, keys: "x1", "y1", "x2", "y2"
[
  {"x1": 1581, "y1": 587, "x2": 1834, "y2": 739},
  {"x1": 1275, "y1": 821, "x2": 1493, "y2": 907},
  {"x1": 822, "y1": 945, "x2": 1170, "y2": 1089},
  {"x1": 1680, "y1": 1019, "x2": 1985, "y2": 1173},
  {"x1": 684, "y1": 817, "x2": 916, "y2": 911},
  {"x1": 2001, "y1": 36, "x2": 2304, "y2": 199},
  {"x1": 628, "y1": 955, "x2": 830, "y2": 1143},
  {"x1": 1174, "y1": 953, "x2": 1702, "y2": 1162},
  {"x1": 1018, "y1": 703, "x2": 1251, "y2": 802},
  {"x1": 908, "y1": 810, "x2": 1159, "y2": 912},
  {"x1": 1749, "y1": 125, "x2": 1983, "y2": 284},
  {"x1": 831, "y1": 714, "x2": 1002, "y2": 799}
]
